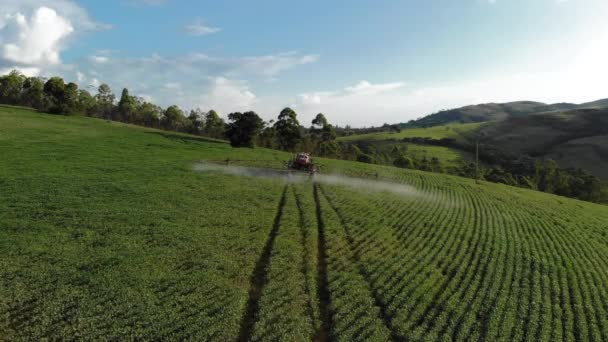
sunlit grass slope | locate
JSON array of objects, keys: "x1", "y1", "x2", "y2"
[{"x1": 337, "y1": 122, "x2": 483, "y2": 142}]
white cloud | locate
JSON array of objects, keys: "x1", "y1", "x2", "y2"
[
  {"x1": 239, "y1": 52, "x2": 319, "y2": 78},
  {"x1": 76, "y1": 71, "x2": 85, "y2": 82},
  {"x1": 139, "y1": 94, "x2": 154, "y2": 102},
  {"x1": 88, "y1": 51, "x2": 318, "y2": 83},
  {"x1": 90, "y1": 78, "x2": 100, "y2": 87},
  {"x1": 2, "y1": 7, "x2": 73, "y2": 65},
  {"x1": 72, "y1": 51, "x2": 317, "y2": 115},
  {"x1": 298, "y1": 92, "x2": 328, "y2": 105},
  {"x1": 294, "y1": 81, "x2": 411, "y2": 126},
  {"x1": 291, "y1": 33, "x2": 608, "y2": 128},
  {"x1": 163, "y1": 82, "x2": 181, "y2": 90},
  {"x1": 345, "y1": 80, "x2": 406, "y2": 95},
  {"x1": 199, "y1": 77, "x2": 256, "y2": 112},
  {"x1": 89, "y1": 55, "x2": 109, "y2": 64},
  {"x1": 0, "y1": 0, "x2": 108, "y2": 80},
  {"x1": 0, "y1": 66, "x2": 40, "y2": 76},
  {"x1": 282, "y1": 17, "x2": 608, "y2": 127},
  {"x1": 185, "y1": 20, "x2": 220, "y2": 36},
  {"x1": 185, "y1": 53, "x2": 212, "y2": 62},
  {"x1": 0, "y1": 0, "x2": 109, "y2": 31}
]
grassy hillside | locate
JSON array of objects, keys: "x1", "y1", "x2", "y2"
[
  {"x1": 337, "y1": 122, "x2": 482, "y2": 172},
  {"x1": 2, "y1": 106, "x2": 608, "y2": 340},
  {"x1": 401, "y1": 98, "x2": 608, "y2": 128},
  {"x1": 347, "y1": 140, "x2": 477, "y2": 169},
  {"x1": 475, "y1": 108, "x2": 608, "y2": 179},
  {"x1": 343, "y1": 106, "x2": 608, "y2": 184},
  {"x1": 407, "y1": 101, "x2": 546, "y2": 127},
  {"x1": 338, "y1": 122, "x2": 483, "y2": 143}
]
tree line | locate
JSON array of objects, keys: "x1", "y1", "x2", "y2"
[
  {"x1": 1, "y1": 70, "x2": 603, "y2": 203},
  {"x1": 0, "y1": 70, "x2": 347, "y2": 156},
  {"x1": 0, "y1": 70, "x2": 386, "y2": 160},
  {"x1": 0, "y1": 70, "x2": 229, "y2": 138}
]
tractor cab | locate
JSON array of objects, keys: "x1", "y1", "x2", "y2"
[
  {"x1": 288, "y1": 152, "x2": 318, "y2": 174},
  {"x1": 295, "y1": 152, "x2": 311, "y2": 166}
]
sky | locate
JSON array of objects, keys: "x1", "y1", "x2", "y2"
[{"x1": 1, "y1": 0, "x2": 608, "y2": 127}]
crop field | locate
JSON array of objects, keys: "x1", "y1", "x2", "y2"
[
  {"x1": 2, "y1": 106, "x2": 608, "y2": 340},
  {"x1": 337, "y1": 122, "x2": 484, "y2": 143},
  {"x1": 348, "y1": 140, "x2": 476, "y2": 168}
]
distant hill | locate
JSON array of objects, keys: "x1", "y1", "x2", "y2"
[
  {"x1": 404, "y1": 98, "x2": 608, "y2": 127},
  {"x1": 579, "y1": 98, "x2": 608, "y2": 108},
  {"x1": 342, "y1": 98, "x2": 608, "y2": 182},
  {"x1": 473, "y1": 108, "x2": 608, "y2": 179}
]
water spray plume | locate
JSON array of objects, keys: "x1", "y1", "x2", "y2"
[{"x1": 193, "y1": 162, "x2": 421, "y2": 198}]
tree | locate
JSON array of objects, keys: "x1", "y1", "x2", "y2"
[
  {"x1": 43, "y1": 78, "x2": 79, "y2": 115},
  {"x1": 161, "y1": 105, "x2": 186, "y2": 131},
  {"x1": 64, "y1": 82, "x2": 80, "y2": 115},
  {"x1": 257, "y1": 120, "x2": 277, "y2": 149},
  {"x1": 320, "y1": 124, "x2": 337, "y2": 142},
  {"x1": 394, "y1": 155, "x2": 414, "y2": 169},
  {"x1": 391, "y1": 146, "x2": 401, "y2": 158},
  {"x1": 226, "y1": 111, "x2": 263, "y2": 147},
  {"x1": 0, "y1": 70, "x2": 26, "y2": 105},
  {"x1": 485, "y1": 167, "x2": 516, "y2": 186},
  {"x1": 430, "y1": 157, "x2": 443, "y2": 173},
  {"x1": 187, "y1": 108, "x2": 204, "y2": 134},
  {"x1": 95, "y1": 84, "x2": 115, "y2": 119},
  {"x1": 311, "y1": 113, "x2": 328, "y2": 128},
  {"x1": 78, "y1": 90, "x2": 97, "y2": 116},
  {"x1": 341, "y1": 143, "x2": 362, "y2": 160},
  {"x1": 317, "y1": 140, "x2": 341, "y2": 157},
  {"x1": 310, "y1": 112, "x2": 339, "y2": 156},
  {"x1": 536, "y1": 159, "x2": 558, "y2": 193},
  {"x1": 204, "y1": 110, "x2": 225, "y2": 139},
  {"x1": 311, "y1": 113, "x2": 336, "y2": 142},
  {"x1": 458, "y1": 162, "x2": 478, "y2": 178},
  {"x1": 21, "y1": 77, "x2": 47, "y2": 110},
  {"x1": 43, "y1": 77, "x2": 67, "y2": 114},
  {"x1": 274, "y1": 107, "x2": 302, "y2": 151},
  {"x1": 356, "y1": 153, "x2": 375, "y2": 164},
  {"x1": 138, "y1": 102, "x2": 162, "y2": 128},
  {"x1": 118, "y1": 88, "x2": 136, "y2": 122},
  {"x1": 417, "y1": 156, "x2": 432, "y2": 171},
  {"x1": 310, "y1": 113, "x2": 341, "y2": 157},
  {"x1": 299, "y1": 135, "x2": 316, "y2": 154}
]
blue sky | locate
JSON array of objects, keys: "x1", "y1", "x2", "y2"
[{"x1": 1, "y1": 0, "x2": 608, "y2": 126}]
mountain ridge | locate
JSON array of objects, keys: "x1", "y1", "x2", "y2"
[{"x1": 401, "y1": 98, "x2": 608, "y2": 128}]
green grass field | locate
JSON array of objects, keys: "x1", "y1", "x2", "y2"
[
  {"x1": 353, "y1": 140, "x2": 477, "y2": 168},
  {"x1": 399, "y1": 144, "x2": 470, "y2": 167},
  {"x1": 2, "y1": 106, "x2": 608, "y2": 340},
  {"x1": 337, "y1": 122, "x2": 483, "y2": 143}
]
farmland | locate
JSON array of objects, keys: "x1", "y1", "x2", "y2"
[
  {"x1": 336, "y1": 122, "x2": 482, "y2": 170},
  {"x1": 337, "y1": 122, "x2": 483, "y2": 143},
  {"x1": 346, "y1": 140, "x2": 477, "y2": 169},
  {"x1": 2, "y1": 106, "x2": 608, "y2": 340}
]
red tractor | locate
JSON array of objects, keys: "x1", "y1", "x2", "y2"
[{"x1": 288, "y1": 152, "x2": 318, "y2": 175}]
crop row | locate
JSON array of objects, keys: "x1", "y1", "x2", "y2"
[
  {"x1": 247, "y1": 186, "x2": 316, "y2": 340},
  {"x1": 6, "y1": 169, "x2": 606, "y2": 341},
  {"x1": 316, "y1": 176, "x2": 608, "y2": 341}
]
